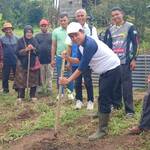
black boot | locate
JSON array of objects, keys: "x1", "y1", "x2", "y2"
[
  {"x1": 91, "y1": 98, "x2": 100, "y2": 119},
  {"x1": 89, "y1": 113, "x2": 109, "y2": 141}
]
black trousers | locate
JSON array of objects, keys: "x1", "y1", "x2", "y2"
[
  {"x1": 72, "y1": 66, "x2": 94, "y2": 102},
  {"x1": 2, "y1": 63, "x2": 16, "y2": 92},
  {"x1": 99, "y1": 66, "x2": 122, "y2": 113},
  {"x1": 18, "y1": 87, "x2": 36, "y2": 98},
  {"x1": 139, "y1": 89, "x2": 150, "y2": 130},
  {"x1": 120, "y1": 64, "x2": 134, "y2": 113}
]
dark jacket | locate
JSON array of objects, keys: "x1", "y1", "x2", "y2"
[{"x1": 16, "y1": 37, "x2": 38, "y2": 70}]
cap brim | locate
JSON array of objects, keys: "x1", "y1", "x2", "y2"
[{"x1": 2, "y1": 27, "x2": 14, "y2": 32}]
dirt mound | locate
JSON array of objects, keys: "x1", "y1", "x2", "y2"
[{"x1": 16, "y1": 108, "x2": 37, "y2": 120}]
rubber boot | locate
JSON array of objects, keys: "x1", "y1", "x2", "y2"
[
  {"x1": 90, "y1": 111, "x2": 100, "y2": 119},
  {"x1": 88, "y1": 113, "x2": 109, "y2": 141}
]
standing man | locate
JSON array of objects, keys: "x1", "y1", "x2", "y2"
[
  {"x1": 0, "y1": 41, "x2": 3, "y2": 70},
  {"x1": 51, "y1": 12, "x2": 74, "y2": 100},
  {"x1": 75, "y1": 9, "x2": 98, "y2": 40},
  {"x1": 0, "y1": 22, "x2": 18, "y2": 93},
  {"x1": 66, "y1": 9, "x2": 98, "y2": 110},
  {"x1": 59, "y1": 22, "x2": 121, "y2": 140},
  {"x1": 104, "y1": 7, "x2": 138, "y2": 117},
  {"x1": 35, "y1": 19, "x2": 53, "y2": 95},
  {"x1": 0, "y1": 41, "x2": 3, "y2": 89}
]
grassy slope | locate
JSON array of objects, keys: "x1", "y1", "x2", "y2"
[{"x1": 0, "y1": 82, "x2": 149, "y2": 149}]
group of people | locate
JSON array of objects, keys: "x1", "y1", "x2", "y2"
[
  {"x1": 0, "y1": 20, "x2": 53, "y2": 101},
  {"x1": 59, "y1": 7, "x2": 149, "y2": 140},
  {"x1": 0, "y1": 7, "x2": 149, "y2": 140}
]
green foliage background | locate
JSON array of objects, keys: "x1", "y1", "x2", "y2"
[{"x1": 0, "y1": 0, "x2": 150, "y2": 50}]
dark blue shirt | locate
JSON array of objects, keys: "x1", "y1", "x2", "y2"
[
  {"x1": 77, "y1": 36, "x2": 98, "y2": 73},
  {"x1": 35, "y1": 32, "x2": 52, "y2": 64},
  {"x1": 71, "y1": 43, "x2": 79, "y2": 67},
  {"x1": 0, "y1": 35, "x2": 18, "y2": 65}
]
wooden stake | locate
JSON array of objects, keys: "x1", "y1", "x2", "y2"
[{"x1": 54, "y1": 58, "x2": 65, "y2": 137}]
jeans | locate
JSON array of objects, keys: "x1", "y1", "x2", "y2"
[
  {"x1": 72, "y1": 66, "x2": 94, "y2": 102},
  {"x1": 56, "y1": 56, "x2": 74, "y2": 93}
]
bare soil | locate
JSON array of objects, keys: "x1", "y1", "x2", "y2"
[
  {"x1": 3, "y1": 115, "x2": 149, "y2": 150},
  {"x1": 1, "y1": 91, "x2": 149, "y2": 150}
]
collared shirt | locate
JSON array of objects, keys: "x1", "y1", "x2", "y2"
[
  {"x1": 83, "y1": 22, "x2": 98, "y2": 40},
  {"x1": 52, "y1": 26, "x2": 68, "y2": 56},
  {"x1": 1, "y1": 34, "x2": 18, "y2": 65}
]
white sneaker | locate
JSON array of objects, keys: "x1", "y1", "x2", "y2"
[
  {"x1": 0, "y1": 89, "x2": 3, "y2": 93},
  {"x1": 31, "y1": 97, "x2": 38, "y2": 102},
  {"x1": 75, "y1": 100, "x2": 83, "y2": 109},
  {"x1": 68, "y1": 93, "x2": 74, "y2": 100},
  {"x1": 56, "y1": 94, "x2": 64, "y2": 100},
  {"x1": 16, "y1": 98, "x2": 22, "y2": 103},
  {"x1": 126, "y1": 113, "x2": 134, "y2": 118},
  {"x1": 87, "y1": 101, "x2": 94, "y2": 110}
]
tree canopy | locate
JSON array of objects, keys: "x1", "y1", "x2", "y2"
[{"x1": 0, "y1": 0, "x2": 150, "y2": 41}]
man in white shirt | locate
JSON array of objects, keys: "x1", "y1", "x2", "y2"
[{"x1": 60, "y1": 22, "x2": 121, "y2": 140}]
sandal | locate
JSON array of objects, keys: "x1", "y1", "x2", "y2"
[{"x1": 129, "y1": 126, "x2": 143, "y2": 135}]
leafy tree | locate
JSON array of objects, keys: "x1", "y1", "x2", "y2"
[
  {"x1": 90, "y1": 0, "x2": 150, "y2": 40},
  {"x1": 27, "y1": 1, "x2": 43, "y2": 25}
]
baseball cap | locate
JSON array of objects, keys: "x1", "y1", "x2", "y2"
[
  {"x1": 39, "y1": 19, "x2": 49, "y2": 26},
  {"x1": 67, "y1": 22, "x2": 83, "y2": 34}
]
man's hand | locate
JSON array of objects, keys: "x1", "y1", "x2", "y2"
[
  {"x1": 65, "y1": 63, "x2": 71, "y2": 71},
  {"x1": 0, "y1": 63, "x2": 3, "y2": 69},
  {"x1": 61, "y1": 50, "x2": 68, "y2": 60},
  {"x1": 26, "y1": 44, "x2": 35, "y2": 52},
  {"x1": 59, "y1": 77, "x2": 69, "y2": 85},
  {"x1": 51, "y1": 60, "x2": 56, "y2": 68},
  {"x1": 148, "y1": 75, "x2": 150, "y2": 83},
  {"x1": 130, "y1": 59, "x2": 136, "y2": 71}
]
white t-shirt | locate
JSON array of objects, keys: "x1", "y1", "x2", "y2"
[{"x1": 77, "y1": 36, "x2": 120, "y2": 74}]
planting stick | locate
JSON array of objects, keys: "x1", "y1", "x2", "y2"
[
  {"x1": 54, "y1": 58, "x2": 65, "y2": 137},
  {"x1": 26, "y1": 51, "x2": 31, "y2": 101}
]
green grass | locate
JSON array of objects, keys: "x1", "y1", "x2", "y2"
[
  {"x1": 0, "y1": 93, "x2": 88, "y2": 143},
  {"x1": 109, "y1": 99, "x2": 142, "y2": 135},
  {"x1": 0, "y1": 27, "x2": 46, "y2": 37},
  {"x1": 0, "y1": 85, "x2": 148, "y2": 150},
  {"x1": 0, "y1": 105, "x2": 87, "y2": 143}
]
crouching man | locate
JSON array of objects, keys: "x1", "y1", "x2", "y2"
[
  {"x1": 59, "y1": 22, "x2": 122, "y2": 140},
  {"x1": 129, "y1": 75, "x2": 150, "y2": 134}
]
